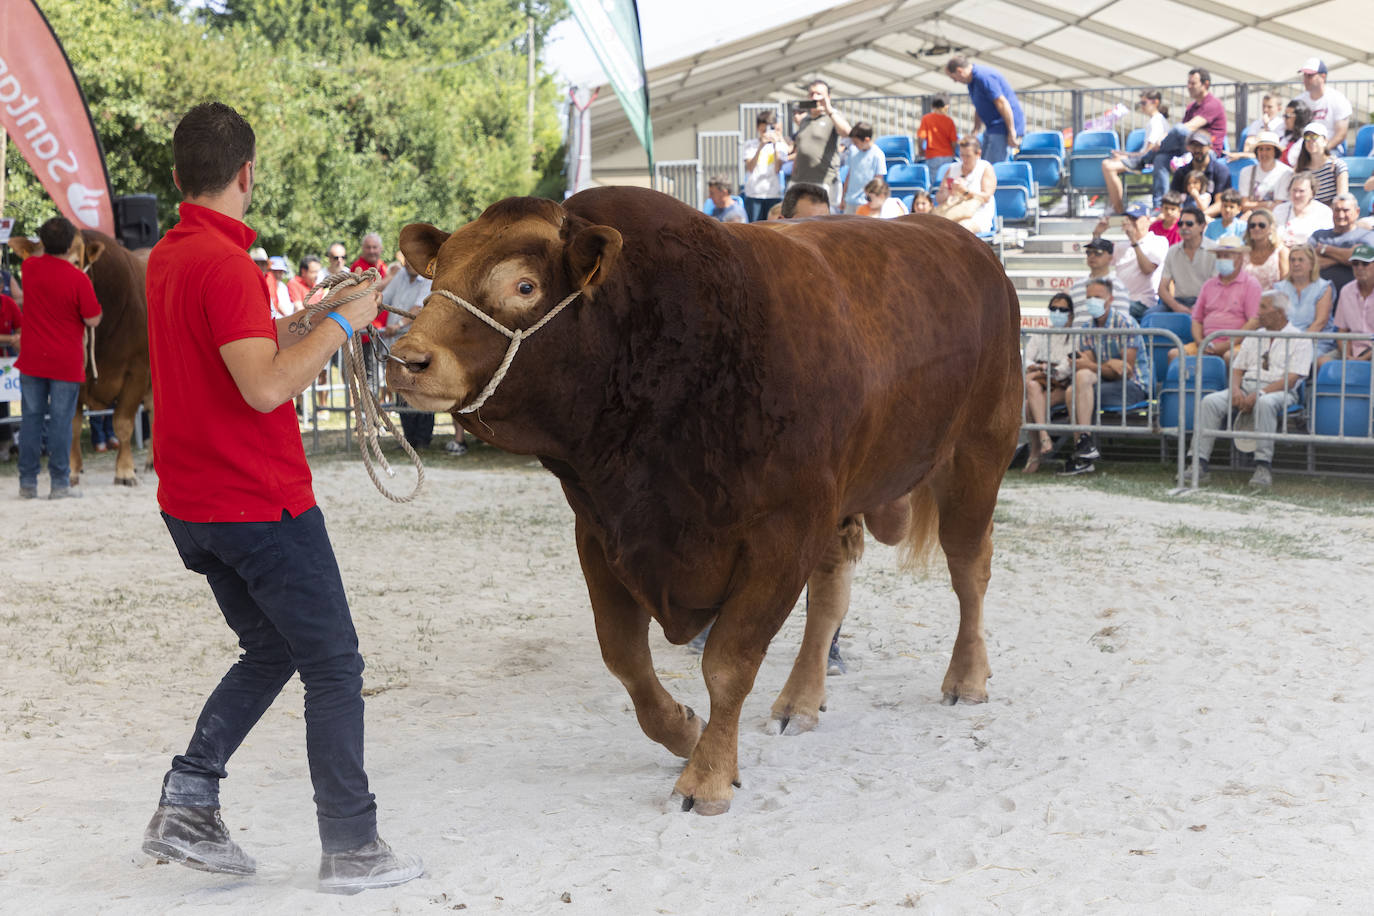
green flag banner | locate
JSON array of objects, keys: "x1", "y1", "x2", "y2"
[{"x1": 567, "y1": 0, "x2": 653, "y2": 170}]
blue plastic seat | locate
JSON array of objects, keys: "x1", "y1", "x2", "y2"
[
  {"x1": 1014, "y1": 131, "x2": 1064, "y2": 189},
  {"x1": 702, "y1": 195, "x2": 744, "y2": 217},
  {"x1": 1345, "y1": 156, "x2": 1374, "y2": 216},
  {"x1": 1229, "y1": 157, "x2": 1256, "y2": 190},
  {"x1": 1068, "y1": 130, "x2": 1120, "y2": 195},
  {"x1": 1124, "y1": 128, "x2": 1146, "y2": 153},
  {"x1": 992, "y1": 160, "x2": 1038, "y2": 231},
  {"x1": 1354, "y1": 124, "x2": 1374, "y2": 158},
  {"x1": 876, "y1": 135, "x2": 916, "y2": 166},
  {"x1": 1314, "y1": 360, "x2": 1373, "y2": 438},
  {"x1": 1160, "y1": 354, "x2": 1226, "y2": 431},
  {"x1": 886, "y1": 162, "x2": 930, "y2": 193},
  {"x1": 1140, "y1": 312, "x2": 1194, "y2": 389}
]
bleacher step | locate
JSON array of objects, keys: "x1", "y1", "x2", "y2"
[
  {"x1": 1005, "y1": 268, "x2": 1088, "y2": 293},
  {"x1": 1024, "y1": 233, "x2": 1127, "y2": 254}
]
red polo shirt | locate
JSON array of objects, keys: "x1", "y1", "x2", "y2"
[
  {"x1": 350, "y1": 258, "x2": 388, "y2": 333},
  {"x1": 1, "y1": 293, "x2": 20, "y2": 358},
  {"x1": 13, "y1": 255, "x2": 101, "y2": 383},
  {"x1": 147, "y1": 202, "x2": 315, "y2": 522}
]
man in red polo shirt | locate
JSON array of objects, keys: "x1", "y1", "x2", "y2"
[
  {"x1": 0, "y1": 289, "x2": 22, "y2": 458},
  {"x1": 141, "y1": 101, "x2": 422, "y2": 894},
  {"x1": 14, "y1": 216, "x2": 102, "y2": 499},
  {"x1": 350, "y1": 232, "x2": 391, "y2": 392}
]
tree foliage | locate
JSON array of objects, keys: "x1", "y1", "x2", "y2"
[{"x1": 3, "y1": 0, "x2": 569, "y2": 262}]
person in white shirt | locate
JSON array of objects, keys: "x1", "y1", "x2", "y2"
[
  {"x1": 1102, "y1": 90, "x2": 1170, "y2": 214},
  {"x1": 1273, "y1": 171, "x2": 1333, "y2": 248},
  {"x1": 1291, "y1": 57, "x2": 1352, "y2": 152},
  {"x1": 857, "y1": 178, "x2": 909, "y2": 218},
  {"x1": 741, "y1": 110, "x2": 790, "y2": 223},
  {"x1": 1093, "y1": 204, "x2": 1169, "y2": 319},
  {"x1": 1239, "y1": 131, "x2": 1293, "y2": 213},
  {"x1": 1236, "y1": 93, "x2": 1286, "y2": 156},
  {"x1": 379, "y1": 258, "x2": 435, "y2": 449},
  {"x1": 267, "y1": 256, "x2": 296, "y2": 318}
]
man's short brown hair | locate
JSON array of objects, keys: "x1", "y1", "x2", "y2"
[{"x1": 173, "y1": 102, "x2": 256, "y2": 198}]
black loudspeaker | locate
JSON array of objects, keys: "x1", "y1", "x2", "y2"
[{"x1": 114, "y1": 194, "x2": 159, "y2": 249}]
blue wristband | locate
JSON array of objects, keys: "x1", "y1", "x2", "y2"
[{"x1": 324, "y1": 311, "x2": 353, "y2": 338}]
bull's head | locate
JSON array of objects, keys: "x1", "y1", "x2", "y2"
[
  {"x1": 7, "y1": 231, "x2": 109, "y2": 272},
  {"x1": 387, "y1": 197, "x2": 621, "y2": 413}
]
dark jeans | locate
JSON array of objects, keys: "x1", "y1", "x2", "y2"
[
  {"x1": 91, "y1": 411, "x2": 114, "y2": 446},
  {"x1": 160, "y1": 507, "x2": 377, "y2": 853},
  {"x1": 742, "y1": 196, "x2": 781, "y2": 223},
  {"x1": 398, "y1": 395, "x2": 434, "y2": 449},
  {"x1": 18, "y1": 374, "x2": 80, "y2": 490},
  {"x1": 1150, "y1": 126, "x2": 1191, "y2": 206}
]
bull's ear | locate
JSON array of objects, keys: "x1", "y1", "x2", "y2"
[
  {"x1": 565, "y1": 224, "x2": 622, "y2": 289},
  {"x1": 81, "y1": 235, "x2": 107, "y2": 268},
  {"x1": 399, "y1": 223, "x2": 450, "y2": 279},
  {"x1": 7, "y1": 237, "x2": 42, "y2": 260}
]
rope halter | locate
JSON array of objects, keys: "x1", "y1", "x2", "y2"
[{"x1": 420, "y1": 287, "x2": 582, "y2": 414}]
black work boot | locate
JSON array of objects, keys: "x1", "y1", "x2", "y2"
[
  {"x1": 142, "y1": 805, "x2": 256, "y2": 875},
  {"x1": 318, "y1": 837, "x2": 423, "y2": 894}
]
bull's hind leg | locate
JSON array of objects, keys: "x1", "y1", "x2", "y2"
[
  {"x1": 933, "y1": 461, "x2": 1002, "y2": 705},
  {"x1": 575, "y1": 521, "x2": 703, "y2": 759},
  {"x1": 768, "y1": 516, "x2": 863, "y2": 735}
]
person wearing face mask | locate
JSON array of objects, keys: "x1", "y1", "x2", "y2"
[
  {"x1": 1059, "y1": 279, "x2": 1146, "y2": 476},
  {"x1": 1170, "y1": 235, "x2": 1262, "y2": 363},
  {"x1": 1022, "y1": 292, "x2": 1077, "y2": 473},
  {"x1": 1191, "y1": 289, "x2": 1312, "y2": 488}
]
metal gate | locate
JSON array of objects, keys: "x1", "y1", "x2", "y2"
[
  {"x1": 653, "y1": 159, "x2": 702, "y2": 209},
  {"x1": 696, "y1": 130, "x2": 744, "y2": 195}
]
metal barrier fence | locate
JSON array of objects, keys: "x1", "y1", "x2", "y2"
[
  {"x1": 653, "y1": 159, "x2": 703, "y2": 211},
  {"x1": 738, "y1": 101, "x2": 788, "y2": 146},
  {"x1": 697, "y1": 131, "x2": 744, "y2": 196}
]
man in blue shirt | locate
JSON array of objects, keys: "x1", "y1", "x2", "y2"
[{"x1": 945, "y1": 55, "x2": 1024, "y2": 163}]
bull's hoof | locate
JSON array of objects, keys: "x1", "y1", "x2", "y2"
[
  {"x1": 114, "y1": 475, "x2": 139, "y2": 487},
  {"x1": 765, "y1": 711, "x2": 819, "y2": 736},
  {"x1": 669, "y1": 791, "x2": 731, "y2": 816},
  {"x1": 940, "y1": 688, "x2": 989, "y2": 706}
]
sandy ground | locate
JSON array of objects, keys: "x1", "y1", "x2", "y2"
[{"x1": 2, "y1": 448, "x2": 1373, "y2": 915}]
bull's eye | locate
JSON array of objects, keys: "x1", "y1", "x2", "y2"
[{"x1": 517, "y1": 281, "x2": 535, "y2": 296}]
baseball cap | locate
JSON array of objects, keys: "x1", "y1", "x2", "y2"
[
  {"x1": 1085, "y1": 238, "x2": 1115, "y2": 254},
  {"x1": 1187, "y1": 129, "x2": 1212, "y2": 146},
  {"x1": 1350, "y1": 244, "x2": 1374, "y2": 263},
  {"x1": 268, "y1": 255, "x2": 289, "y2": 272},
  {"x1": 1298, "y1": 57, "x2": 1327, "y2": 75},
  {"x1": 1124, "y1": 203, "x2": 1149, "y2": 219},
  {"x1": 1303, "y1": 121, "x2": 1329, "y2": 139},
  {"x1": 1252, "y1": 130, "x2": 1282, "y2": 152},
  {"x1": 248, "y1": 246, "x2": 268, "y2": 261}
]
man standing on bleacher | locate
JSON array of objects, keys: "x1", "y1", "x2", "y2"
[{"x1": 945, "y1": 55, "x2": 1023, "y2": 164}]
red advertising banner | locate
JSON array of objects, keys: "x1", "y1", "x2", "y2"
[{"x1": 0, "y1": 0, "x2": 114, "y2": 235}]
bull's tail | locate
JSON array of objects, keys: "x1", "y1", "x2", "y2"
[{"x1": 897, "y1": 478, "x2": 942, "y2": 573}]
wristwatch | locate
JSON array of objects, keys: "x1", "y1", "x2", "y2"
[{"x1": 1319, "y1": 243, "x2": 1328, "y2": 256}]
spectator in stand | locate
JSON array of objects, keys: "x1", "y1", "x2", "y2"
[
  {"x1": 1151, "y1": 191, "x2": 1185, "y2": 245},
  {"x1": 1235, "y1": 93, "x2": 1286, "y2": 156},
  {"x1": 1239, "y1": 131, "x2": 1293, "y2": 212},
  {"x1": 789, "y1": 79, "x2": 851, "y2": 212},
  {"x1": 0, "y1": 289, "x2": 20, "y2": 459},
  {"x1": 780, "y1": 182, "x2": 832, "y2": 218},
  {"x1": 1279, "y1": 99, "x2": 1313, "y2": 167},
  {"x1": 1322, "y1": 244, "x2": 1374, "y2": 366},
  {"x1": 288, "y1": 255, "x2": 321, "y2": 306},
  {"x1": 1242, "y1": 207, "x2": 1289, "y2": 291},
  {"x1": 1022, "y1": 291, "x2": 1076, "y2": 474},
  {"x1": 856, "y1": 178, "x2": 909, "y2": 218},
  {"x1": 1059, "y1": 279, "x2": 1146, "y2": 477},
  {"x1": 908, "y1": 188, "x2": 934, "y2": 214},
  {"x1": 1093, "y1": 203, "x2": 1168, "y2": 319},
  {"x1": 1171, "y1": 235, "x2": 1261, "y2": 363},
  {"x1": 704, "y1": 175, "x2": 747, "y2": 223},
  {"x1": 934, "y1": 136, "x2": 997, "y2": 232},
  {"x1": 741, "y1": 111, "x2": 789, "y2": 223},
  {"x1": 1293, "y1": 57, "x2": 1353, "y2": 153},
  {"x1": 267, "y1": 256, "x2": 295, "y2": 318},
  {"x1": 1293, "y1": 122, "x2": 1348, "y2": 206},
  {"x1": 1, "y1": 264, "x2": 20, "y2": 304},
  {"x1": 1273, "y1": 243, "x2": 1336, "y2": 359},
  {"x1": 378, "y1": 255, "x2": 436, "y2": 451},
  {"x1": 944, "y1": 55, "x2": 1023, "y2": 164},
  {"x1": 1192, "y1": 289, "x2": 1312, "y2": 488},
  {"x1": 1156, "y1": 205, "x2": 1214, "y2": 316},
  {"x1": 1310, "y1": 194, "x2": 1374, "y2": 294},
  {"x1": 249, "y1": 246, "x2": 276, "y2": 310},
  {"x1": 1184, "y1": 173, "x2": 1212, "y2": 217},
  {"x1": 1070, "y1": 238, "x2": 1129, "y2": 312},
  {"x1": 918, "y1": 95, "x2": 958, "y2": 177},
  {"x1": 15, "y1": 216, "x2": 101, "y2": 499},
  {"x1": 1150, "y1": 68, "x2": 1227, "y2": 207},
  {"x1": 351, "y1": 233, "x2": 390, "y2": 393},
  {"x1": 322, "y1": 242, "x2": 350, "y2": 280},
  {"x1": 1205, "y1": 189, "x2": 1247, "y2": 242},
  {"x1": 1274, "y1": 172, "x2": 1333, "y2": 248},
  {"x1": 1169, "y1": 130, "x2": 1231, "y2": 207},
  {"x1": 841, "y1": 122, "x2": 887, "y2": 214},
  {"x1": 1102, "y1": 90, "x2": 1169, "y2": 214}
]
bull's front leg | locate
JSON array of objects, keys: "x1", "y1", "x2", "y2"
[
  {"x1": 576, "y1": 522, "x2": 703, "y2": 760},
  {"x1": 768, "y1": 516, "x2": 863, "y2": 735}
]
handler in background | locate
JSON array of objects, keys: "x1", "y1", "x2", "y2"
[{"x1": 142, "y1": 101, "x2": 422, "y2": 894}]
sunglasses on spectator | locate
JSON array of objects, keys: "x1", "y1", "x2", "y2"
[
  {"x1": 1249, "y1": 222, "x2": 1270, "y2": 229},
  {"x1": 1047, "y1": 305, "x2": 1071, "y2": 313},
  {"x1": 1179, "y1": 220, "x2": 1198, "y2": 227}
]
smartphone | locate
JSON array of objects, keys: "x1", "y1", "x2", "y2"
[{"x1": 798, "y1": 99, "x2": 819, "y2": 110}]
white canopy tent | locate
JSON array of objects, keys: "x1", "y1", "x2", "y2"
[{"x1": 584, "y1": 0, "x2": 1374, "y2": 179}]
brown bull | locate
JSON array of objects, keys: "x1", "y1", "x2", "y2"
[
  {"x1": 387, "y1": 188, "x2": 1022, "y2": 814},
  {"x1": 9, "y1": 230, "x2": 153, "y2": 486}
]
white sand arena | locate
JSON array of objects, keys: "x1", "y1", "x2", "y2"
[{"x1": 2, "y1": 451, "x2": 1372, "y2": 913}]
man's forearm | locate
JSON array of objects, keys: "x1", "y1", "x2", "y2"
[{"x1": 995, "y1": 98, "x2": 1017, "y2": 141}]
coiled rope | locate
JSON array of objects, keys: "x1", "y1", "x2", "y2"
[{"x1": 300, "y1": 268, "x2": 424, "y2": 503}]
